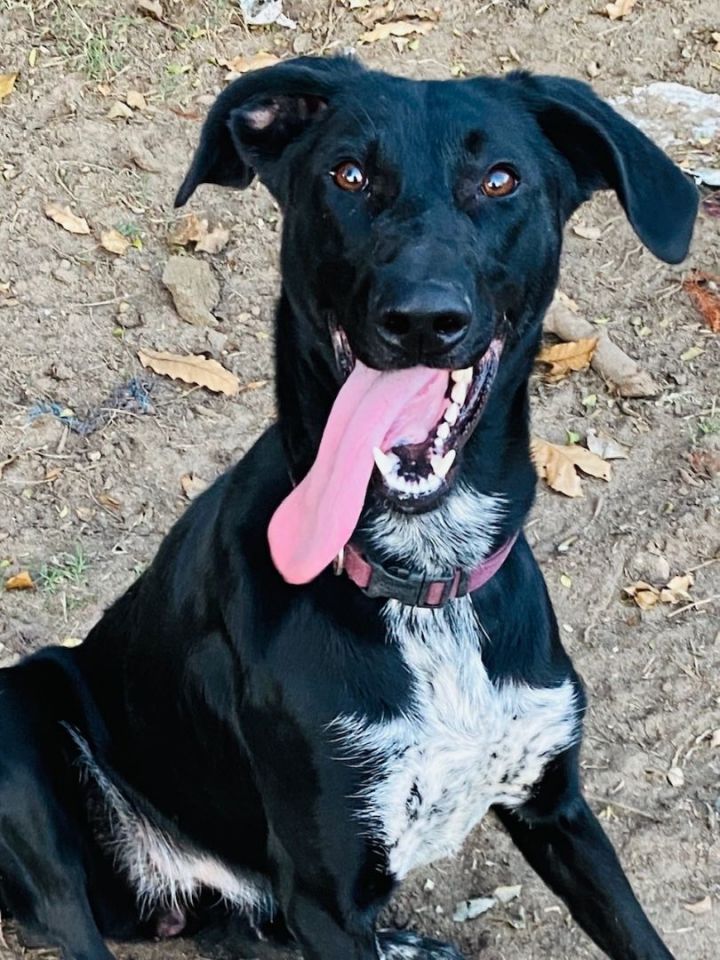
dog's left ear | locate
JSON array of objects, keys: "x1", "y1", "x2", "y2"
[
  {"x1": 175, "y1": 55, "x2": 362, "y2": 207},
  {"x1": 514, "y1": 74, "x2": 698, "y2": 264}
]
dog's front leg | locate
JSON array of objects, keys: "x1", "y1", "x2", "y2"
[{"x1": 495, "y1": 751, "x2": 674, "y2": 960}]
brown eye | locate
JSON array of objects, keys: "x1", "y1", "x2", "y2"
[
  {"x1": 481, "y1": 165, "x2": 519, "y2": 198},
  {"x1": 331, "y1": 161, "x2": 367, "y2": 193}
]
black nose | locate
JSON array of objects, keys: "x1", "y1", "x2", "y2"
[{"x1": 377, "y1": 284, "x2": 472, "y2": 357}]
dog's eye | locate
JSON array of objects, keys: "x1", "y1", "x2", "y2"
[
  {"x1": 481, "y1": 165, "x2": 519, "y2": 198},
  {"x1": 331, "y1": 161, "x2": 367, "y2": 193}
]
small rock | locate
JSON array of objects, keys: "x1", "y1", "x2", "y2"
[
  {"x1": 627, "y1": 550, "x2": 671, "y2": 586},
  {"x1": 116, "y1": 306, "x2": 143, "y2": 329},
  {"x1": 293, "y1": 32, "x2": 314, "y2": 54},
  {"x1": 667, "y1": 766, "x2": 685, "y2": 788},
  {"x1": 493, "y1": 884, "x2": 522, "y2": 904},
  {"x1": 453, "y1": 897, "x2": 496, "y2": 922},
  {"x1": 586, "y1": 61, "x2": 601, "y2": 78},
  {"x1": 162, "y1": 255, "x2": 219, "y2": 326},
  {"x1": 206, "y1": 329, "x2": 228, "y2": 356}
]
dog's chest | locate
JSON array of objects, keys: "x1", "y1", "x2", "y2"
[{"x1": 332, "y1": 599, "x2": 577, "y2": 880}]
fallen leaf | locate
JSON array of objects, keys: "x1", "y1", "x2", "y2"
[
  {"x1": 683, "y1": 271, "x2": 720, "y2": 333},
  {"x1": 684, "y1": 895, "x2": 712, "y2": 916},
  {"x1": 99, "y1": 228, "x2": 131, "y2": 255},
  {"x1": 137, "y1": 0, "x2": 163, "y2": 19},
  {"x1": 0, "y1": 72, "x2": 18, "y2": 101},
  {"x1": 586, "y1": 429, "x2": 629, "y2": 460},
  {"x1": 537, "y1": 337, "x2": 598, "y2": 381},
  {"x1": 667, "y1": 766, "x2": 685, "y2": 788},
  {"x1": 659, "y1": 573, "x2": 694, "y2": 605},
  {"x1": 180, "y1": 472, "x2": 209, "y2": 500},
  {"x1": 453, "y1": 897, "x2": 496, "y2": 922},
  {"x1": 108, "y1": 100, "x2": 133, "y2": 120},
  {"x1": 623, "y1": 580, "x2": 660, "y2": 611},
  {"x1": 572, "y1": 223, "x2": 602, "y2": 241},
  {"x1": 138, "y1": 348, "x2": 239, "y2": 395},
  {"x1": 221, "y1": 51, "x2": 281, "y2": 75},
  {"x1": 5, "y1": 570, "x2": 34, "y2": 590},
  {"x1": 168, "y1": 214, "x2": 208, "y2": 247},
  {"x1": 360, "y1": 19, "x2": 435, "y2": 43},
  {"x1": 701, "y1": 191, "x2": 720, "y2": 219},
  {"x1": 196, "y1": 226, "x2": 230, "y2": 254},
  {"x1": 532, "y1": 437, "x2": 611, "y2": 497},
  {"x1": 44, "y1": 202, "x2": 91, "y2": 235},
  {"x1": 605, "y1": 0, "x2": 636, "y2": 19},
  {"x1": 493, "y1": 884, "x2": 522, "y2": 904},
  {"x1": 126, "y1": 90, "x2": 147, "y2": 110},
  {"x1": 710, "y1": 729, "x2": 720, "y2": 749},
  {"x1": 97, "y1": 493, "x2": 122, "y2": 511}
]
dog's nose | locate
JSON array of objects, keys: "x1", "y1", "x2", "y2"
[{"x1": 377, "y1": 285, "x2": 472, "y2": 357}]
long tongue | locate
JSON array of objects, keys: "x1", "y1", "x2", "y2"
[{"x1": 268, "y1": 361, "x2": 448, "y2": 584}]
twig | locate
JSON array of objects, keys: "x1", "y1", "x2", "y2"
[
  {"x1": 668, "y1": 594, "x2": 720, "y2": 619},
  {"x1": 588, "y1": 794, "x2": 661, "y2": 823}
]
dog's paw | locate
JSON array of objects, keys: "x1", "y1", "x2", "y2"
[{"x1": 378, "y1": 929, "x2": 465, "y2": 960}]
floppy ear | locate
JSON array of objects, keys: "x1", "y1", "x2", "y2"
[
  {"x1": 175, "y1": 55, "x2": 363, "y2": 207},
  {"x1": 514, "y1": 74, "x2": 698, "y2": 264}
]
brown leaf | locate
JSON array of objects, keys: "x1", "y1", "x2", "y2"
[
  {"x1": 221, "y1": 52, "x2": 281, "y2": 75},
  {"x1": 99, "y1": 228, "x2": 131, "y2": 256},
  {"x1": 684, "y1": 896, "x2": 712, "y2": 916},
  {"x1": 605, "y1": 0, "x2": 636, "y2": 19},
  {"x1": 108, "y1": 100, "x2": 133, "y2": 120},
  {"x1": 138, "y1": 348, "x2": 239, "y2": 396},
  {"x1": 659, "y1": 573, "x2": 694, "y2": 605},
  {"x1": 586, "y1": 429, "x2": 629, "y2": 460},
  {"x1": 688, "y1": 449, "x2": 720, "y2": 479},
  {"x1": 126, "y1": 90, "x2": 147, "y2": 110},
  {"x1": 168, "y1": 214, "x2": 208, "y2": 247},
  {"x1": 537, "y1": 337, "x2": 598, "y2": 381},
  {"x1": 623, "y1": 581, "x2": 660, "y2": 610},
  {"x1": 44, "y1": 202, "x2": 91, "y2": 235},
  {"x1": 5, "y1": 570, "x2": 34, "y2": 591},
  {"x1": 0, "y1": 72, "x2": 18, "y2": 101},
  {"x1": 137, "y1": 0, "x2": 163, "y2": 20},
  {"x1": 180, "y1": 473, "x2": 208, "y2": 500},
  {"x1": 683, "y1": 271, "x2": 720, "y2": 333},
  {"x1": 195, "y1": 226, "x2": 230, "y2": 254},
  {"x1": 701, "y1": 191, "x2": 720, "y2": 219},
  {"x1": 359, "y1": 19, "x2": 435, "y2": 43},
  {"x1": 531, "y1": 437, "x2": 611, "y2": 498}
]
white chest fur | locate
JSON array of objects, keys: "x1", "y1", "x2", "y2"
[{"x1": 330, "y1": 598, "x2": 578, "y2": 880}]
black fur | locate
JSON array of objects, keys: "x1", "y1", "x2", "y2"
[{"x1": 0, "y1": 57, "x2": 696, "y2": 960}]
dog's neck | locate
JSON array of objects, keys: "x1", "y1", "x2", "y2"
[{"x1": 274, "y1": 293, "x2": 540, "y2": 577}]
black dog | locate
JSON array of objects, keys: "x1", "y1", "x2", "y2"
[{"x1": 0, "y1": 56, "x2": 697, "y2": 960}]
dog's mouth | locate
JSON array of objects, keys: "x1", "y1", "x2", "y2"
[{"x1": 331, "y1": 324, "x2": 503, "y2": 510}]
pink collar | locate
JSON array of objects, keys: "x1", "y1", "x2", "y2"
[{"x1": 336, "y1": 532, "x2": 519, "y2": 608}]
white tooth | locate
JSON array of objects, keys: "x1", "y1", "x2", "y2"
[
  {"x1": 451, "y1": 381, "x2": 468, "y2": 405},
  {"x1": 450, "y1": 367, "x2": 473, "y2": 385},
  {"x1": 444, "y1": 403, "x2": 460, "y2": 426},
  {"x1": 436, "y1": 422, "x2": 450, "y2": 441},
  {"x1": 373, "y1": 447, "x2": 399, "y2": 477},
  {"x1": 431, "y1": 449, "x2": 456, "y2": 479}
]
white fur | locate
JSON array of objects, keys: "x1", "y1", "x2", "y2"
[
  {"x1": 331, "y1": 598, "x2": 578, "y2": 880},
  {"x1": 65, "y1": 727, "x2": 273, "y2": 918}
]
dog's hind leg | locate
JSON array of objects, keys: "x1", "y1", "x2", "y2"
[
  {"x1": 496, "y1": 747, "x2": 675, "y2": 960},
  {"x1": 0, "y1": 664, "x2": 115, "y2": 960}
]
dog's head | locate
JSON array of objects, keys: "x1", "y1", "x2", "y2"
[{"x1": 178, "y1": 57, "x2": 697, "y2": 581}]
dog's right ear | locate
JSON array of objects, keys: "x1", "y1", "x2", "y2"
[{"x1": 175, "y1": 56, "x2": 362, "y2": 207}]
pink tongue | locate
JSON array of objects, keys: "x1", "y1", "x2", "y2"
[{"x1": 268, "y1": 361, "x2": 448, "y2": 584}]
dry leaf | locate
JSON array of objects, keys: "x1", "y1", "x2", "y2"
[
  {"x1": 532, "y1": 437, "x2": 611, "y2": 498},
  {"x1": 683, "y1": 271, "x2": 720, "y2": 333},
  {"x1": 137, "y1": 0, "x2": 163, "y2": 19},
  {"x1": 222, "y1": 51, "x2": 280, "y2": 75},
  {"x1": 196, "y1": 226, "x2": 230, "y2": 254},
  {"x1": 168, "y1": 214, "x2": 208, "y2": 247},
  {"x1": 0, "y1": 72, "x2": 18, "y2": 101},
  {"x1": 572, "y1": 224, "x2": 602, "y2": 241},
  {"x1": 99, "y1": 228, "x2": 131, "y2": 255},
  {"x1": 108, "y1": 100, "x2": 133, "y2": 120},
  {"x1": 126, "y1": 90, "x2": 147, "y2": 110},
  {"x1": 684, "y1": 896, "x2": 712, "y2": 916},
  {"x1": 138, "y1": 348, "x2": 239, "y2": 396},
  {"x1": 586, "y1": 429, "x2": 629, "y2": 460},
  {"x1": 360, "y1": 19, "x2": 434, "y2": 43},
  {"x1": 180, "y1": 473, "x2": 209, "y2": 500},
  {"x1": 5, "y1": 570, "x2": 34, "y2": 590},
  {"x1": 659, "y1": 573, "x2": 694, "y2": 605},
  {"x1": 44, "y1": 202, "x2": 91, "y2": 235},
  {"x1": 605, "y1": 0, "x2": 636, "y2": 19},
  {"x1": 702, "y1": 191, "x2": 720, "y2": 220},
  {"x1": 537, "y1": 337, "x2": 598, "y2": 381},
  {"x1": 623, "y1": 581, "x2": 660, "y2": 611},
  {"x1": 667, "y1": 766, "x2": 685, "y2": 788}
]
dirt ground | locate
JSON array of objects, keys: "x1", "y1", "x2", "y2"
[{"x1": 0, "y1": 1, "x2": 718, "y2": 958}]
